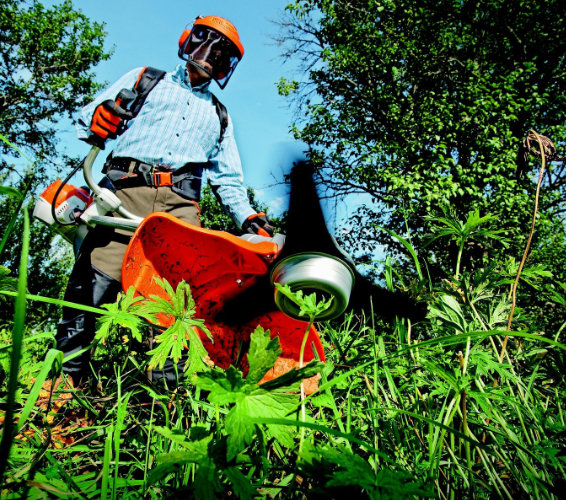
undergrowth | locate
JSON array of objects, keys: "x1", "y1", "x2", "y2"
[{"x1": 0, "y1": 181, "x2": 565, "y2": 498}]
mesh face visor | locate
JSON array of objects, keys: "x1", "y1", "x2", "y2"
[{"x1": 181, "y1": 26, "x2": 241, "y2": 88}]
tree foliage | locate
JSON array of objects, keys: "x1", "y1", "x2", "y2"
[
  {"x1": 200, "y1": 185, "x2": 281, "y2": 234},
  {"x1": 0, "y1": 181, "x2": 74, "y2": 327},
  {"x1": 0, "y1": 0, "x2": 111, "y2": 175},
  {"x1": 276, "y1": 0, "x2": 566, "y2": 276},
  {"x1": 0, "y1": 0, "x2": 112, "y2": 325}
]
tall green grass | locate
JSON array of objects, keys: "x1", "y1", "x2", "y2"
[{"x1": 1, "y1": 162, "x2": 565, "y2": 498}]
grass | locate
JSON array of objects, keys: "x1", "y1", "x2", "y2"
[{"x1": 0, "y1": 178, "x2": 565, "y2": 498}]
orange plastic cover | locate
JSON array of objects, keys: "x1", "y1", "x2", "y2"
[
  {"x1": 122, "y1": 212, "x2": 325, "y2": 388},
  {"x1": 41, "y1": 180, "x2": 91, "y2": 207}
]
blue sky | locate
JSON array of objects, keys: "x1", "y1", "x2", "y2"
[{"x1": 55, "y1": 0, "x2": 308, "y2": 217}]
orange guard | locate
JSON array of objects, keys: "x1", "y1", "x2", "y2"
[{"x1": 122, "y1": 212, "x2": 325, "y2": 392}]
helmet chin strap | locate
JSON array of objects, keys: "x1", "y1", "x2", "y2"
[
  {"x1": 187, "y1": 58, "x2": 212, "y2": 76},
  {"x1": 186, "y1": 58, "x2": 213, "y2": 85}
]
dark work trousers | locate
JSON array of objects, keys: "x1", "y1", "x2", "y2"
[{"x1": 56, "y1": 182, "x2": 201, "y2": 383}]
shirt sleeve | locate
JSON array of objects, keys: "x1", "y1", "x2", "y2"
[
  {"x1": 76, "y1": 67, "x2": 145, "y2": 142},
  {"x1": 206, "y1": 115, "x2": 256, "y2": 228}
]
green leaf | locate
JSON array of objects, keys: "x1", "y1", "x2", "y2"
[
  {"x1": 195, "y1": 366, "x2": 246, "y2": 405},
  {"x1": 184, "y1": 327, "x2": 212, "y2": 377},
  {"x1": 224, "y1": 388, "x2": 299, "y2": 459},
  {"x1": 146, "y1": 322, "x2": 188, "y2": 370},
  {"x1": 0, "y1": 186, "x2": 23, "y2": 201},
  {"x1": 223, "y1": 466, "x2": 257, "y2": 499},
  {"x1": 274, "y1": 283, "x2": 334, "y2": 319},
  {"x1": 428, "y1": 294, "x2": 469, "y2": 333},
  {"x1": 96, "y1": 286, "x2": 149, "y2": 343},
  {"x1": 246, "y1": 326, "x2": 281, "y2": 384},
  {"x1": 139, "y1": 279, "x2": 212, "y2": 375},
  {"x1": 194, "y1": 363, "x2": 302, "y2": 460},
  {"x1": 376, "y1": 226, "x2": 424, "y2": 281}
]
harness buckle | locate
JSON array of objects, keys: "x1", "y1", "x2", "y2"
[{"x1": 153, "y1": 171, "x2": 173, "y2": 186}]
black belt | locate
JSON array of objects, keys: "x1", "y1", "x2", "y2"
[
  {"x1": 106, "y1": 157, "x2": 207, "y2": 201},
  {"x1": 108, "y1": 158, "x2": 177, "y2": 187}
]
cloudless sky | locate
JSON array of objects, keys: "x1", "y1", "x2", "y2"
[{"x1": 53, "y1": 0, "x2": 312, "y2": 217}]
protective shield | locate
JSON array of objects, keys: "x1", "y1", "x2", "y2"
[
  {"x1": 181, "y1": 26, "x2": 241, "y2": 88},
  {"x1": 121, "y1": 212, "x2": 325, "y2": 393}
]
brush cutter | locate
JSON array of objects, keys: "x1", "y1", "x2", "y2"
[{"x1": 34, "y1": 147, "x2": 358, "y2": 391}]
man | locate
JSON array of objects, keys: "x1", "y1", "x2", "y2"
[{"x1": 56, "y1": 15, "x2": 273, "y2": 384}]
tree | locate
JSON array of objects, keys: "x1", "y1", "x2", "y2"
[
  {"x1": 0, "y1": 0, "x2": 111, "y2": 325},
  {"x1": 0, "y1": 0, "x2": 111, "y2": 175},
  {"x1": 276, "y1": 0, "x2": 566, "y2": 278},
  {"x1": 199, "y1": 185, "x2": 281, "y2": 234}
]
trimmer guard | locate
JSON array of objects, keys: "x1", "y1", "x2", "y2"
[{"x1": 122, "y1": 212, "x2": 325, "y2": 392}]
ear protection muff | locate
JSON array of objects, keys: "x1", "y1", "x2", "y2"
[{"x1": 178, "y1": 28, "x2": 191, "y2": 55}]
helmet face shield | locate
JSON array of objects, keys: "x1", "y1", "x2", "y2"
[{"x1": 181, "y1": 25, "x2": 241, "y2": 88}]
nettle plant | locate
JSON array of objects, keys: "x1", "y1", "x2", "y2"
[
  {"x1": 95, "y1": 278, "x2": 212, "y2": 377},
  {"x1": 93, "y1": 279, "x2": 333, "y2": 495}
]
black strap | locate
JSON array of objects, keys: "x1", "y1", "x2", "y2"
[
  {"x1": 129, "y1": 67, "x2": 166, "y2": 117},
  {"x1": 211, "y1": 93, "x2": 228, "y2": 145},
  {"x1": 106, "y1": 158, "x2": 206, "y2": 201}
]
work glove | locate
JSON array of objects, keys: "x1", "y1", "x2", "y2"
[
  {"x1": 242, "y1": 212, "x2": 274, "y2": 237},
  {"x1": 89, "y1": 99, "x2": 132, "y2": 148}
]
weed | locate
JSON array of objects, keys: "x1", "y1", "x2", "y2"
[{"x1": 0, "y1": 182, "x2": 564, "y2": 497}]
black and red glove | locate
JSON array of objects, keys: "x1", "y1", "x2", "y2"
[
  {"x1": 89, "y1": 99, "x2": 132, "y2": 147},
  {"x1": 242, "y1": 212, "x2": 274, "y2": 237}
]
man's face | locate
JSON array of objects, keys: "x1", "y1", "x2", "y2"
[{"x1": 190, "y1": 27, "x2": 231, "y2": 74}]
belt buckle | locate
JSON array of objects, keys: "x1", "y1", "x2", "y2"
[
  {"x1": 153, "y1": 171, "x2": 173, "y2": 186},
  {"x1": 135, "y1": 162, "x2": 153, "y2": 185}
]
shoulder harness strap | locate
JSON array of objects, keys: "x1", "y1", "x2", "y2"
[
  {"x1": 211, "y1": 93, "x2": 229, "y2": 145},
  {"x1": 102, "y1": 67, "x2": 166, "y2": 173},
  {"x1": 129, "y1": 66, "x2": 166, "y2": 117}
]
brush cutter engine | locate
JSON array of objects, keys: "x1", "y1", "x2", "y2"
[
  {"x1": 33, "y1": 148, "x2": 142, "y2": 249},
  {"x1": 33, "y1": 180, "x2": 92, "y2": 245}
]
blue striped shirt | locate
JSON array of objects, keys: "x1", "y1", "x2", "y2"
[{"x1": 76, "y1": 63, "x2": 256, "y2": 227}]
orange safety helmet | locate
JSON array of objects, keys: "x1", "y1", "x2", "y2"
[{"x1": 178, "y1": 15, "x2": 244, "y2": 88}]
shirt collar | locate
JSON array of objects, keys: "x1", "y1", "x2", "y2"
[{"x1": 172, "y1": 63, "x2": 211, "y2": 91}]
